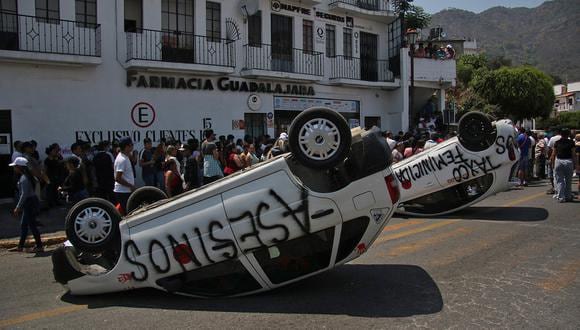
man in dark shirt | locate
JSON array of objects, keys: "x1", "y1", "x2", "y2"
[
  {"x1": 140, "y1": 138, "x2": 155, "y2": 186},
  {"x1": 516, "y1": 128, "x2": 531, "y2": 186},
  {"x1": 551, "y1": 129, "x2": 576, "y2": 202},
  {"x1": 93, "y1": 141, "x2": 115, "y2": 202}
]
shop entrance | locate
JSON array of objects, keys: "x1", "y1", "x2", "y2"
[
  {"x1": 244, "y1": 113, "x2": 267, "y2": 140},
  {"x1": 0, "y1": 110, "x2": 13, "y2": 198},
  {"x1": 364, "y1": 116, "x2": 381, "y2": 129}
]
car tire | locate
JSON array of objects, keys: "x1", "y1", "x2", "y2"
[
  {"x1": 458, "y1": 111, "x2": 495, "y2": 152},
  {"x1": 126, "y1": 186, "x2": 168, "y2": 214},
  {"x1": 289, "y1": 107, "x2": 351, "y2": 169},
  {"x1": 65, "y1": 198, "x2": 121, "y2": 253}
]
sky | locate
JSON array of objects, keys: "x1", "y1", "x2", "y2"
[{"x1": 412, "y1": 0, "x2": 547, "y2": 14}]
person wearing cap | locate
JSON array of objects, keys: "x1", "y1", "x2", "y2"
[
  {"x1": 113, "y1": 137, "x2": 135, "y2": 213},
  {"x1": 9, "y1": 157, "x2": 43, "y2": 253},
  {"x1": 445, "y1": 44, "x2": 455, "y2": 59}
]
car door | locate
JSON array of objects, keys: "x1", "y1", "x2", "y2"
[
  {"x1": 126, "y1": 195, "x2": 267, "y2": 296},
  {"x1": 221, "y1": 170, "x2": 342, "y2": 287}
]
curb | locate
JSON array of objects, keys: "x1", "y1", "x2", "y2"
[{"x1": 0, "y1": 231, "x2": 67, "y2": 249}]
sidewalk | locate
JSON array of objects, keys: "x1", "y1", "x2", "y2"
[{"x1": 0, "y1": 204, "x2": 68, "y2": 248}]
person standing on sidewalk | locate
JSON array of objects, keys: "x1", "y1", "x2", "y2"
[
  {"x1": 10, "y1": 157, "x2": 43, "y2": 253},
  {"x1": 113, "y1": 137, "x2": 136, "y2": 214},
  {"x1": 551, "y1": 129, "x2": 576, "y2": 203}
]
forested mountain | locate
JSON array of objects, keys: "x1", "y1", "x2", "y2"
[{"x1": 429, "y1": 0, "x2": 580, "y2": 81}]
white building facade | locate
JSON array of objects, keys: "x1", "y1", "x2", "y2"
[{"x1": 0, "y1": 0, "x2": 455, "y2": 195}]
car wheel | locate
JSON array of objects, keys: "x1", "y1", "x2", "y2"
[
  {"x1": 65, "y1": 198, "x2": 121, "y2": 253},
  {"x1": 458, "y1": 111, "x2": 495, "y2": 152},
  {"x1": 126, "y1": 186, "x2": 168, "y2": 214},
  {"x1": 289, "y1": 107, "x2": 351, "y2": 169}
]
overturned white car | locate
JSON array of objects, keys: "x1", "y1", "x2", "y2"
[
  {"x1": 394, "y1": 112, "x2": 519, "y2": 216},
  {"x1": 52, "y1": 108, "x2": 400, "y2": 297}
]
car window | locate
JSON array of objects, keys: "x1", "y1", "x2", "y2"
[
  {"x1": 336, "y1": 217, "x2": 370, "y2": 263},
  {"x1": 252, "y1": 227, "x2": 335, "y2": 284},
  {"x1": 399, "y1": 174, "x2": 494, "y2": 214},
  {"x1": 156, "y1": 259, "x2": 262, "y2": 297}
]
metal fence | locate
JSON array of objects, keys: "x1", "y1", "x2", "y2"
[
  {"x1": 329, "y1": 55, "x2": 394, "y2": 82},
  {"x1": 329, "y1": 0, "x2": 391, "y2": 11},
  {"x1": 0, "y1": 11, "x2": 100, "y2": 57},
  {"x1": 126, "y1": 28, "x2": 236, "y2": 67},
  {"x1": 244, "y1": 43, "x2": 324, "y2": 76}
]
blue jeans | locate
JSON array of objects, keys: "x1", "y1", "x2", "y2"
[
  {"x1": 142, "y1": 173, "x2": 155, "y2": 187},
  {"x1": 155, "y1": 171, "x2": 165, "y2": 191},
  {"x1": 19, "y1": 197, "x2": 42, "y2": 249},
  {"x1": 554, "y1": 158, "x2": 573, "y2": 201}
]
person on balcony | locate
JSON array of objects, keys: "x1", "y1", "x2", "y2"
[{"x1": 415, "y1": 43, "x2": 426, "y2": 58}]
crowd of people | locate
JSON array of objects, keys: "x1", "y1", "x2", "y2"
[
  {"x1": 515, "y1": 127, "x2": 580, "y2": 202},
  {"x1": 413, "y1": 43, "x2": 455, "y2": 60},
  {"x1": 8, "y1": 123, "x2": 579, "y2": 252}
]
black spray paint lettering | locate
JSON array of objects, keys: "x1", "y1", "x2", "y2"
[
  {"x1": 124, "y1": 239, "x2": 148, "y2": 282},
  {"x1": 122, "y1": 188, "x2": 309, "y2": 280},
  {"x1": 396, "y1": 140, "x2": 505, "y2": 184},
  {"x1": 122, "y1": 219, "x2": 237, "y2": 282},
  {"x1": 228, "y1": 188, "x2": 308, "y2": 252}
]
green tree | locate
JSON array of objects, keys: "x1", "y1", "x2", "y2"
[
  {"x1": 405, "y1": 5, "x2": 431, "y2": 30},
  {"x1": 472, "y1": 66, "x2": 555, "y2": 121},
  {"x1": 456, "y1": 54, "x2": 488, "y2": 86}
]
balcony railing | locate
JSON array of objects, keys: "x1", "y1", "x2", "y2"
[
  {"x1": 0, "y1": 11, "x2": 100, "y2": 57},
  {"x1": 244, "y1": 43, "x2": 324, "y2": 76},
  {"x1": 126, "y1": 28, "x2": 235, "y2": 67},
  {"x1": 329, "y1": 0, "x2": 390, "y2": 12},
  {"x1": 329, "y1": 55, "x2": 394, "y2": 82}
]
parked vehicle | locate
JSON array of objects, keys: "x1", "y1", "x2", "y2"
[
  {"x1": 394, "y1": 112, "x2": 519, "y2": 216},
  {"x1": 52, "y1": 108, "x2": 400, "y2": 297}
]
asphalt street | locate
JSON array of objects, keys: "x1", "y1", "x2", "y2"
[{"x1": 0, "y1": 180, "x2": 579, "y2": 329}]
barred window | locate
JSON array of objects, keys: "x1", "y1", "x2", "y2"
[
  {"x1": 303, "y1": 20, "x2": 313, "y2": 53},
  {"x1": 343, "y1": 27, "x2": 352, "y2": 57},
  {"x1": 206, "y1": 2, "x2": 221, "y2": 42},
  {"x1": 35, "y1": 0, "x2": 59, "y2": 24},
  {"x1": 326, "y1": 24, "x2": 335, "y2": 58},
  {"x1": 75, "y1": 0, "x2": 97, "y2": 27}
]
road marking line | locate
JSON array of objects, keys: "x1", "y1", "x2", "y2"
[
  {"x1": 501, "y1": 192, "x2": 546, "y2": 207},
  {"x1": 382, "y1": 219, "x2": 425, "y2": 232},
  {"x1": 0, "y1": 305, "x2": 87, "y2": 328},
  {"x1": 539, "y1": 260, "x2": 580, "y2": 292},
  {"x1": 384, "y1": 227, "x2": 473, "y2": 257},
  {"x1": 374, "y1": 220, "x2": 456, "y2": 245}
]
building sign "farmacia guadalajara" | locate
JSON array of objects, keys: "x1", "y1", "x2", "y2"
[{"x1": 127, "y1": 72, "x2": 315, "y2": 96}]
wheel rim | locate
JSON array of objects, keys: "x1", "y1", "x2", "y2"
[
  {"x1": 74, "y1": 207, "x2": 113, "y2": 245},
  {"x1": 298, "y1": 118, "x2": 341, "y2": 161}
]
